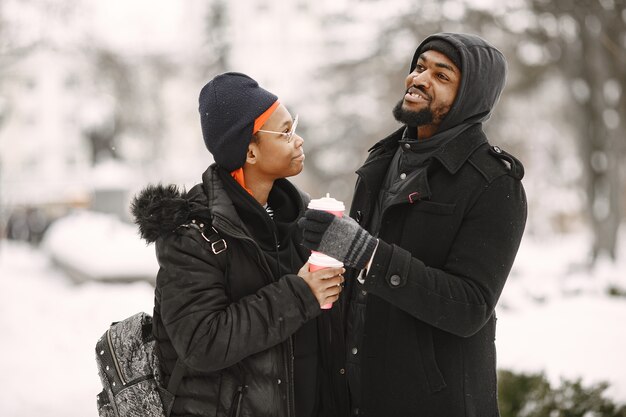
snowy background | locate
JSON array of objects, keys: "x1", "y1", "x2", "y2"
[
  {"x1": 2, "y1": 232, "x2": 626, "y2": 416},
  {"x1": 1, "y1": 0, "x2": 625, "y2": 415}
]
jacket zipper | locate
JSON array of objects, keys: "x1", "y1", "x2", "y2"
[
  {"x1": 106, "y1": 330, "x2": 127, "y2": 386},
  {"x1": 213, "y1": 214, "x2": 295, "y2": 417},
  {"x1": 271, "y1": 223, "x2": 295, "y2": 417},
  {"x1": 230, "y1": 385, "x2": 245, "y2": 417},
  {"x1": 287, "y1": 336, "x2": 295, "y2": 417}
]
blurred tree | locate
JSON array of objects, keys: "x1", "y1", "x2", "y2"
[
  {"x1": 201, "y1": 0, "x2": 230, "y2": 75},
  {"x1": 81, "y1": 49, "x2": 174, "y2": 165},
  {"x1": 0, "y1": 0, "x2": 40, "y2": 129},
  {"x1": 518, "y1": 0, "x2": 626, "y2": 262},
  {"x1": 80, "y1": 0, "x2": 230, "y2": 167}
]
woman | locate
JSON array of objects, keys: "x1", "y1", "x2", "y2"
[{"x1": 131, "y1": 72, "x2": 347, "y2": 417}]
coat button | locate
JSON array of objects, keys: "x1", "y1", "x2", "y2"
[
  {"x1": 277, "y1": 378, "x2": 282, "y2": 384},
  {"x1": 339, "y1": 368, "x2": 346, "y2": 375},
  {"x1": 351, "y1": 347, "x2": 358, "y2": 355},
  {"x1": 390, "y1": 274, "x2": 401, "y2": 286},
  {"x1": 355, "y1": 210, "x2": 363, "y2": 223},
  {"x1": 404, "y1": 143, "x2": 411, "y2": 149},
  {"x1": 493, "y1": 146, "x2": 502, "y2": 153},
  {"x1": 400, "y1": 173, "x2": 407, "y2": 180}
]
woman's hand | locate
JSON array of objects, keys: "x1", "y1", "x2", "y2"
[{"x1": 298, "y1": 263, "x2": 345, "y2": 307}]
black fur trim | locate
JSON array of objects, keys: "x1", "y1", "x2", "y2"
[{"x1": 130, "y1": 184, "x2": 191, "y2": 243}]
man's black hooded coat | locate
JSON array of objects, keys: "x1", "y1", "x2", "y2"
[{"x1": 340, "y1": 33, "x2": 528, "y2": 416}]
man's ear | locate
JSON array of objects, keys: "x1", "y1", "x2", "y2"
[{"x1": 246, "y1": 142, "x2": 258, "y2": 165}]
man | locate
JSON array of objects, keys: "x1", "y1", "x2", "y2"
[
  {"x1": 299, "y1": 33, "x2": 527, "y2": 416},
  {"x1": 131, "y1": 72, "x2": 344, "y2": 417}
]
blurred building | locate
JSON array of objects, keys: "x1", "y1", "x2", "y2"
[{"x1": 0, "y1": 46, "x2": 92, "y2": 207}]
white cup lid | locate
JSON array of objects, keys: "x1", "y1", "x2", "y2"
[
  {"x1": 308, "y1": 193, "x2": 345, "y2": 212},
  {"x1": 308, "y1": 252, "x2": 344, "y2": 268}
]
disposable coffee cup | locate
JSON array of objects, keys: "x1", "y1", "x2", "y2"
[
  {"x1": 308, "y1": 193, "x2": 345, "y2": 217},
  {"x1": 308, "y1": 252, "x2": 344, "y2": 309}
]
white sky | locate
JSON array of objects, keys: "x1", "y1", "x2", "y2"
[
  {"x1": 2, "y1": 0, "x2": 205, "y2": 54},
  {"x1": 85, "y1": 0, "x2": 197, "y2": 54}
]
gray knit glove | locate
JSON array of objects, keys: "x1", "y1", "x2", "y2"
[{"x1": 298, "y1": 209, "x2": 378, "y2": 270}]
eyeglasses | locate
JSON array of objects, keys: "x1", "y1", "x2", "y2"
[{"x1": 257, "y1": 114, "x2": 299, "y2": 143}]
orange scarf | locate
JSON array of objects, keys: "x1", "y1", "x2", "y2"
[{"x1": 230, "y1": 168, "x2": 253, "y2": 196}]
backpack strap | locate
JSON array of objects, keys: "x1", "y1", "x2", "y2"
[
  {"x1": 194, "y1": 219, "x2": 231, "y2": 296},
  {"x1": 166, "y1": 359, "x2": 186, "y2": 395},
  {"x1": 165, "y1": 219, "x2": 228, "y2": 400},
  {"x1": 198, "y1": 221, "x2": 227, "y2": 255},
  {"x1": 165, "y1": 198, "x2": 229, "y2": 398},
  {"x1": 179, "y1": 219, "x2": 228, "y2": 271}
]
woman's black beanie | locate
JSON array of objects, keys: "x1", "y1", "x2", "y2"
[{"x1": 198, "y1": 72, "x2": 278, "y2": 171}]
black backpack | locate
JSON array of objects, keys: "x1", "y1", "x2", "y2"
[{"x1": 95, "y1": 223, "x2": 227, "y2": 417}]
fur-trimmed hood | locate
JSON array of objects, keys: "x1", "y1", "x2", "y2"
[{"x1": 130, "y1": 183, "x2": 211, "y2": 243}]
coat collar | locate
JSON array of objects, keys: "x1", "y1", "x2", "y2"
[
  {"x1": 367, "y1": 126, "x2": 404, "y2": 154},
  {"x1": 429, "y1": 124, "x2": 487, "y2": 174},
  {"x1": 201, "y1": 164, "x2": 306, "y2": 237},
  {"x1": 367, "y1": 124, "x2": 487, "y2": 175}
]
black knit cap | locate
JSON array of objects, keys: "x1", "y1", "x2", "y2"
[
  {"x1": 412, "y1": 39, "x2": 461, "y2": 72},
  {"x1": 199, "y1": 72, "x2": 278, "y2": 171}
]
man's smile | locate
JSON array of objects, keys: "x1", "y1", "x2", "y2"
[{"x1": 404, "y1": 86, "x2": 431, "y2": 104}]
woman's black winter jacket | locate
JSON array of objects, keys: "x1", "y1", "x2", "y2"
[{"x1": 132, "y1": 165, "x2": 345, "y2": 417}]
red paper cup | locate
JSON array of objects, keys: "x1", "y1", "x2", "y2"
[
  {"x1": 308, "y1": 252, "x2": 344, "y2": 309},
  {"x1": 307, "y1": 194, "x2": 345, "y2": 309}
]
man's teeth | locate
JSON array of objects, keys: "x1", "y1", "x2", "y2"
[{"x1": 409, "y1": 90, "x2": 427, "y2": 100}]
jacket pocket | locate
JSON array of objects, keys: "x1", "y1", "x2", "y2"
[
  {"x1": 413, "y1": 200, "x2": 456, "y2": 215},
  {"x1": 416, "y1": 324, "x2": 447, "y2": 393},
  {"x1": 229, "y1": 385, "x2": 245, "y2": 417}
]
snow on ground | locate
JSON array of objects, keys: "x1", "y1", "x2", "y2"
[
  {"x1": 496, "y1": 231, "x2": 626, "y2": 402},
  {"x1": 497, "y1": 296, "x2": 626, "y2": 400},
  {"x1": 0, "y1": 241, "x2": 154, "y2": 417},
  {"x1": 0, "y1": 229, "x2": 625, "y2": 416}
]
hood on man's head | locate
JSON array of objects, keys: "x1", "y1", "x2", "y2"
[
  {"x1": 419, "y1": 39, "x2": 462, "y2": 71},
  {"x1": 199, "y1": 72, "x2": 278, "y2": 171},
  {"x1": 409, "y1": 33, "x2": 507, "y2": 132}
]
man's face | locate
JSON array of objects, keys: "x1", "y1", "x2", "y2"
[
  {"x1": 248, "y1": 104, "x2": 305, "y2": 180},
  {"x1": 393, "y1": 49, "x2": 461, "y2": 137}
]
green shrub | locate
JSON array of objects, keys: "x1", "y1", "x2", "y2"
[
  {"x1": 497, "y1": 369, "x2": 626, "y2": 417},
  {"x1": 607, "y1": 285, "x2": 626, "y2": 298}
]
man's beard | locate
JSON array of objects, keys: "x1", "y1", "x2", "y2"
[{"x1": 392, "y1": 99, "x2": 434, "y2": 127}]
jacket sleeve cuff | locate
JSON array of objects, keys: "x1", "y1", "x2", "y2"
[
  {"x1": 364, "y1": 239, "x2": 392, "y2": 283},
  {"x1": 364, "y1": 239, "x2": 414, "y2": 290},
  {"x1": 363, "y1": 240, "x2": 379, "y2": 273},
  {"x1": 285, "y1": 274, "x2": 322, "y2": 320}
]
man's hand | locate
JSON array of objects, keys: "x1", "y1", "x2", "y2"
[
  {"x1": 298, "y1": 263, "x2": 345, "y2": 307},
  {"x1": 298, "y1": 209, "x2": 378, "y2": 270}
]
